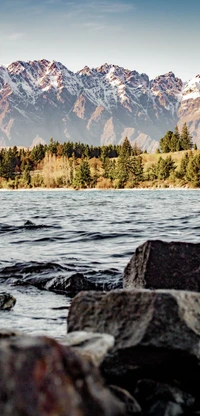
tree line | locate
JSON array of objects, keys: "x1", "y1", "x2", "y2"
[{"x1": 0, "y1": 127, "x2": 200, "y2": 189}]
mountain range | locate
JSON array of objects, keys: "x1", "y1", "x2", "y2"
[{"x1": 0, "y1": 59, "x2": 200, "y2": 151}]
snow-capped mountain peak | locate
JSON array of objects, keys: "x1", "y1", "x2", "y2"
[{"x1": 1, "y1": 60, "x2": 200, "y2": 150}]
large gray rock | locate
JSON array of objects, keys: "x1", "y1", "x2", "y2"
[
  {"x1": 60, "y1": 331, "x2": 115, "y2": 366},
  {"x1": 0, "y1": 335, "x2": 124, "y2": 416},
  {"x1": 123, "y1": 240, "x2": 200, "y2": 291},
  {"x1": 67, "y1": 289, "x2": 200, "y2": 397}
]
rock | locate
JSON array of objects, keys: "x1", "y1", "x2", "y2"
[
  {"x1": 0, "y1": 292, "x2": 16, "y2": 310},
  {"x1": 60, "y1": 331, "x2": 115, "y2": 366},
  {"x1": 15, "y1": 271, "x2": 121, "y2": 296},
  {"x1": 46, "y1": 272, "x2": 109, "y2": 295},
  {"x1": 110, "y1": 385, "x2": 141, "y2": 415},
  {"x1": 134, "y1": 379, "x2": 195, "y2": 415},
  {"x1": 0, "y1": 335, "x2": 124, "y2": 416},
  {"x1": 123, "y1": 240, "x2": 200, "y2": 291},
  {"x1": 0, "y1": 328, "x2": 21, "y2": 339},
  {"x1": 67, "y1": 289, "x2": 200, "y2": 397}
]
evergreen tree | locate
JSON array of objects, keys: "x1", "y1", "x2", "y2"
[
  {"x1": 48, "y1": 138, "x2": 59, "y2": 155},
  {"x1": 116, "y1": 139, "x2": 133, "y2": 187},
  {"x1": 174, "y1": 125, "x2": 180, "y2": 141},
  {"x1": 159, "y1": 131, "x2": 173, "y2": 153},
  {"x1": 121, "y1": 137, "x2": 132, "y2": 156},
  {"x1": 30, "y1": 144, "x2": 45, "y2": 164},
  {"x1": 178, "y1": 152, "x2": 190, "y2": 178},
  {"x1": 180, "y1": 123, "x2": 193, "y2": 150},
  {"x1": 146, "y1": 163, "x2": 158, "y2": 180},
  {"x1": 157, "y1": 156, "x2": 176, "y2": 180},
  {"x1": 104, "y1": 159, "x2": 117, "y2": 181},
  {"x1": 127, "y1": 155, "x2": 143, "y2": 187},
  {"x1": 186, "y1": 154, "x2": 200, "y2": 186},
  {"x1": 23, "y1": 165, "x2": 31, "y2": 186},
  {"x1": 170, "y1": 133, "x2": 179, "y2": 152},
  {"x1": 0, "y1": 148, "x2": 16, "y2": 180},
  {"x1": 73, "y1": 158, "x2": 91, "y2": 189}
]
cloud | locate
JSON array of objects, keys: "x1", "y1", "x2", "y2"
[
  {"x1": 0, "y1": 32, "x2": 25, "y2": 43},
  {"x1": 63, "y1": 0, "x2": 134, "y2": 31},
  {"x1": 83, "y1": 22, "x2": 106, "y2": 31},
  {"x1": 7, "y1": 33, "x2": 24, "y2": 41},
  {"x1": 87, "y1": 1, "x2": 135, "y2": 14}
]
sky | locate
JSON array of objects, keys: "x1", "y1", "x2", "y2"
[{"x1": 0, "y1": 0, "x2": 200, "y2": 81}]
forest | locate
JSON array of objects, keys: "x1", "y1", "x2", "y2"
[{"x1": 0, "y1": 123, "x2": 199, "y2": 189}]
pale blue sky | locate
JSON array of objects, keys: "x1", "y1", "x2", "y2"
[{"x1": 0, "y1": 0, "x2": 200, "y2": 80}]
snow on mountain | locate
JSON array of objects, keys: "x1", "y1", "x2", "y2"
[
  {"x1": 182, "y1": 75, "x2": 200, "y2": 101},
  {"x1": 0, "y1": 60, "x2": 200, "y2": 150}
]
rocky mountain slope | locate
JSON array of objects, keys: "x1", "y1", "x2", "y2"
[{"x1": 0, "y1": 59, "x2": 199, "y2": 151}]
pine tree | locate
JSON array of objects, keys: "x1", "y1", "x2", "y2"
[
  {"x1": 73, "y1": 158, "x2": 91, "y2": 189},
  {"x1": 116, "y1": 140, "x2": 132, "y2": 187},
  {"x1": 156, "y1": 156, "x2": 175, "y2": 180},
  {"x1": 178, "y1": 153, "x2": 190, "y2": 178},
  {"x1": 186, "y1": 154, "x2": 200, "y2": 186},
  {"x1": 159, "y1": 131, "x2": 173, "y2": 153},
  {"x1": 180, "y1": 123, "x2": 193, "y2": 150},
  {"x1": 121, "y1": 137, "x2": 132, "y2": 156}
]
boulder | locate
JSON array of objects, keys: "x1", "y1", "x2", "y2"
[
  {"x1": 123, "y1": 240, "x2": 200, "y2": 291},
  {"x1": 0, "y1": 292, "x2": 16, "y2": 310},
  {"x1": 110, "y1": 385, "x2": 141, "y2": 415},
  {"x1": 67, "y1": 289, "x2": 200, "y2": 398},
  {"x1": 45, "y1": 272, "x2": 116, "y2": 295},
  {"x1": 11, "y1": 272, "x2": 122, "y2": 296},
  {"x1": 134, "y1": 379, "x2": 195, "y2": 415},
  {"x1": 60, "y1": 331, "x2": 115, "y2": 366},
  {"x1": 0, "y1": 335, "x2": 124, "y2": 416}
]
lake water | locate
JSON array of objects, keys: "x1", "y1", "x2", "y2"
[{"x1": 0, "y1": 189, "x2": 200, "y2": 339}]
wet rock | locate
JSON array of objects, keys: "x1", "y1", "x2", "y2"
[
  {"x1": 0, "y1": 292, "x2": 16, "y2": 310},
  {"x1": 46, "y1": 272, "x2": 107, "y2": 295},
  {"x1": 110, "y1": 385, "x2": 141, "y2": 415},
  {"x1": 123, "y1": 240, "x2": 200, "y2": 291},
  {"x1": 60, "y1": 331, "x2": 115, "y2": 366},
  {"x1": 24, "y1": 220, "x2": 36, "y2": 228},
  {"x1": 18, "y1": 272, "x2": 121, "y2": 296},
  {"x1": 0, "y1": 328, "x2": 21, "y2": 339},
  {"x1": 67, "y1": 289, "x2": 200, "y2": 397},
  {"x1": 0, "y1": 335, "x2": 124, "y2": 416},
  {"x1": 134, "y1": 379, "x2": 195, "y2": 415}
]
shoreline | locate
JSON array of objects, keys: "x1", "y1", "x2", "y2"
[{"x1": 0, "y1": 187, "x2": 199, "y2": 192}]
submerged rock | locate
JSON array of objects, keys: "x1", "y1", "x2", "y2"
[
  {"x1": 0, "y1": 335, "x2": 124, "y2": 416},
  {"x1": 60, "y1": 331, "x2": 115, "y2": 366},
  {"x1": 123, "y1": 240, "x2": 200, "y2": 290},
  {"x1": 0, "y1": 292, "x2": 16, "y2": 310},
  {"x1": 9, "y1": 271, "x2": 122, "y2": 296},
  {"x1": 45, "y1": 272, "x2": 108, "y2": 295},
  {"x1": 134, "y1": 379, "x2": 195, "y2": 415},
  {"x1": 110, "y1": 385, "x2": 141, "y2": 415},
  {"x1": 67, "y1": 289, "x2": 200, "y2": 398}
]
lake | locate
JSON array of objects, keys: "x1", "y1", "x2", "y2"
[{"x1": 0, "y1": 189, "x2": 199, "y2": 338}]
